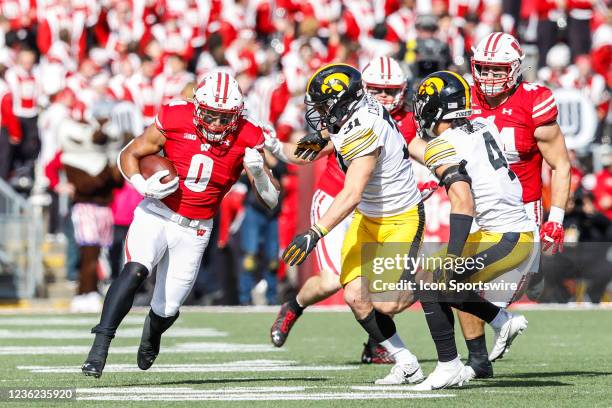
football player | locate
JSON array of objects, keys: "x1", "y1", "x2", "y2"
[
  {"x1": 282, "y1": 63, "x2": 426, "y2": 385},
  {"x1": 412, "y1": 71, "x2": 535, "y2": 390},
  {"x1": 460, "y1": 32, "x2": 571, "y2": 377},
  {"x1": 269, "y1": 57, "x2": 430, "y2": 365},
  {"x1": 81, "y1": 71, "x2": 280, "y2": 378}
]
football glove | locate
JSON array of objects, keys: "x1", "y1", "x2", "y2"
[
  {"x1": 282, "y1": 225, "x2": 327, "y2": 266},
  {"x1": 294, "y1": 132, "x2": 328, "y2": 161},
  {"x1": 130, "y1": 171, "x2": 179, "y2": 200},
  {"x1": 418, "y1": 180, "x2": 439, "y2": 202},
  {"x1": 540, "y1": 221, "x2": 564, "y2": 254},
  {"x1": 243, "y1": 147, "x2": 265, "y2": 176}
]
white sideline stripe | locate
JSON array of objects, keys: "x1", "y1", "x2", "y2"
[
  {"x1": 0, "y1": 316, "x2": 146, "y2": 326},
  {"x1": 74, "y1": 386, "x2": 454, "y2": 401},
  {"x1": 79, "y1": 387, "x2": 306, "y2": 394},
  {"x1": 19, "y1": 360, "x2": 356, "y2": 374},
  {"x1": 4, "y1": 342, "x2": 281, "y2": 356},
  {"x1": 0, "y1": 328, "x2": 227, "y2": 339},
  {"x1": 77, "y1": 393, "x2": 453, "y2": 401}
]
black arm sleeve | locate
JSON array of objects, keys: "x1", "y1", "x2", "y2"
[{"x1": 447, "y1": 213, "x2": 473, "y2": 258}]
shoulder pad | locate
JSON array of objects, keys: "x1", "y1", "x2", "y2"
[{"x1": 424, "y1": 136, "x2": 459, "y2": 170}]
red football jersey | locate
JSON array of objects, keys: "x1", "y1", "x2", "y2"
[
  {"x1": 470, "y1": 82, "x2": 558, "y2": 203},
  {"x1": 316, "y1": 152, "x2": 345, "y2": 196},
  {"x1": 154, "y1": 100, "x2": 264, "y2": 219},
  {"x1": 393, "y1": 107, "x2": 417, "y2": 145}
]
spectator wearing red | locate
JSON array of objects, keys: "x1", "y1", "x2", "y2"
[
  {"x1": 593, "y1": 151, "x2": 612, "y2": 221},
  {"x1": 0, "y1": 61, "x2": 23, "y2": 180}
]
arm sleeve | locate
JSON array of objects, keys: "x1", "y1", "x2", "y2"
[
  {"x1": 531, "y1": 86, "x2": 558, "y2": 127},
  {"x1": 424, "y1": 137, "x2": 460, "y2": 172}
]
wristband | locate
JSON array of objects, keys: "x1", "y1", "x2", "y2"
[
  {"x1": 548, "y1": 206, "x2": 565, "y2": 224},
  {"x1": 312, "y1": 223, "x2": 329, "y2": 237},
  {"x1": 129, "y1": 174, "x2": 146, "y2": 193}
]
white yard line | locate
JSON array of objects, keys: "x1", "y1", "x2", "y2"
[
  {"x1": 74, "y1": 386, "x2": 455, "y2": 401},
  {"x1": 4, "y1": 342, "x2": 281, "y2": 355},
  {"x1": 0, "y1": 328, "x2": 226, "y2": 339},
  {"x1": 0, "y1": 316, "x2": 146, "y2": 325},
  {"x1": 19, "y1": 360, "x2": 356, "y2": 374}
]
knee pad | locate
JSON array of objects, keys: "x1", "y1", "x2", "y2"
[
  {"x1": 121, "y1": 262, "x2": 149, "y2": 289},
  {"x1": 243, "y1": 255, "x2": 257, "y2": 272}
]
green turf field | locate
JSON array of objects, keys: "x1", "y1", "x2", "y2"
[{"x1": 0, "y1": 308, "x2": 611, "y2": 407}]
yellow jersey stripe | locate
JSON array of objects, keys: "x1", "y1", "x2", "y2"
[
  {"x1": 344, "y1": 134, "x2": 379, "y2": 160},
  {"x1": 342, "y1": 128, "x2": 370, "y2": 146},
  {"x1": 341, "y1": 129, "x2": 374, "y2": 156},
  {"x1": 425, "y1": 151, "x2": 457, "y2": 167}
]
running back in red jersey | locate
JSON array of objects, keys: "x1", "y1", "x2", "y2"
[
  {"x1": 470, "y1": 82, "x2": 558, "y2": 203},
  {"x1": 154, "y1": 100, "x2": 265, "y2": 220}
]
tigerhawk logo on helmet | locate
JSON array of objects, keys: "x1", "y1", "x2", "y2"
[
  {"x1": 305, "y1": 63, "x2": 364, "y2": 131},
  {"x1": 412, "y1": 71, "x2": 472, "y2": 138}
]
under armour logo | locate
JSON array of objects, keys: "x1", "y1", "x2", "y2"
[
  {"x1": 201, "y1": 143, "x2": 211, "y2": 151},
  {"x1": 197, "y1": 229, "x2": 206, "y2": 236},
  {"x1": 222, "y1": 140, "x2": 231, "y2": 146},
  {"x1": 502, "y1": 108, "x2": 513, "y2": 115}
]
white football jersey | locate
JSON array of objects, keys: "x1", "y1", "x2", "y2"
[
  {"x1": 424, "y1": 117, "x2": 535, "y2": 233},
  {"x1": 328, "y1": 94, "x2": 421, "y2": 217}
]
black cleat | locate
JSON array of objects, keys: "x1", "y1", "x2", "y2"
[
  {"x1": 270, "y1": 302, "x2": 301, "y2": 347},
  {"x1": 361, "y1": 341, "x2": 395, "y2": 364},
  {"x1": 82, "y1": 334, "x2": 112, "y2": 378},
  {"x1": 81, "y1": 360, "x2": 105, "y2": 378},
  {"x1": 137, "y1": 310, "x2": 179, "y2": 370},
  {"x1": 466, "y1": 353, "x2": 494, "y2": 378}
]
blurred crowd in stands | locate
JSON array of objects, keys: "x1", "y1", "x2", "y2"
[{"x1": 0, "y1": 0, "x2": 610, "y2": 309}]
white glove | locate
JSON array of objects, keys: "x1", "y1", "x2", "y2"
[
  {"x1": 263, "y1": 126, "x2": 281, "y2": 153},
  {"x1": 262, "y1": 126, "x2": 290, "y2": 163},
  {"x1": 130, "y1": 171, "x2": 179, "y2": 199},
  {"x1": 244, "y1": 147, "x2": 265, "y2": 176}
]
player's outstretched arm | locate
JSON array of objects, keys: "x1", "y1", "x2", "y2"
[
  {"x1": 536, "y1": 122, "x2": 571, "y2": 253},
  {"x1": 243, "y1": 148, "x2": 280, "y2": 209},
  {"x1": 282, "y1": 150, "x2": 378, "y2": 266},
  {"x1": 264, "y1": 127, "x2": 333, "y2": 164}
]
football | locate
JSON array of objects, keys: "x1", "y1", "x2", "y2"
[{"x1": 139, "y1": 154, "x2": 177, "y2": 183}]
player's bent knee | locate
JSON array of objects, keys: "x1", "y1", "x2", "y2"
[
  {"x1": 120, "y1": 262, "x2": 149, "y2": 288},
  {"x1": 320, "y1": 271, "x2": 342, "y2": 294}
]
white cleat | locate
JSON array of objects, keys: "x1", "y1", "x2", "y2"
[
  {"x1": 375, "y1": 361, "x2": 424, "y2": 385},
  {"x1": 412, "y1": 358, "x2": 475, "y2": 391},
  {"x1": 489, "y1": 313, "x2": 528, "y2": 362}
]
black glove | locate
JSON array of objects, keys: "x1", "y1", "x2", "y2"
[
  {"x1": 282, "y1": 225, "x2": 326, "y2": 266},
  {"x1": 294, "y1": 132, "x2": 329, "y2": 161}
]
